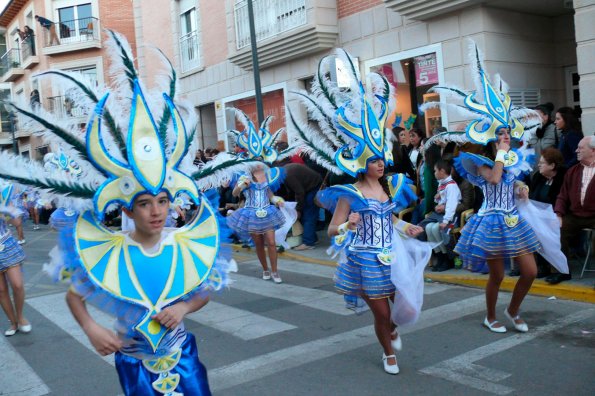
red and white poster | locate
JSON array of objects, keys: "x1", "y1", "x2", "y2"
[{"x1": 414, "y1": 53, "x2": 438, "y2": 86}]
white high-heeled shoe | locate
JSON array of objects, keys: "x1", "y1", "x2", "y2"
[
  {"x1": 382, "y1": 353, "x2": 400, "y2": 375},
  {"x1": 391, "y1": 328, "x2": 402, "y2": 351},
  {"x1": 18, "y1": 323, "x2": 32, "y2": 333},
  {"x1": 504, "y1": 309, "x2": 528, "y2": 333}
]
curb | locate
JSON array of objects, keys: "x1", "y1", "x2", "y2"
[
  {"x1": 230, "y1": 244, "x2": 595, "y2": 304},
  {"x1": 425, "y1": 273, "x2": 595, "y2": 304}
]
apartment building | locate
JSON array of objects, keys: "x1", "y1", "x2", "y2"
[
  {"x1": 146, "y1": 0, "x2": 593, "y2": 151},
  {"x1": 0, "y1": 0, "x2": 135, "y2": 158}
]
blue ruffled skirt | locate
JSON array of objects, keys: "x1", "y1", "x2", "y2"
[
  {"x1": 455, "y1": 212, "x2": 541, "y2": 273},
  {"x1": 115, "y1": 333, "x2": 211, "y2": 396},
  {"x1": 335, "y1": 251, "x2": 395, "y2": 299},
  {"x1": 227, "y1": 205, "x2": 285, "y2": 235},
  {"x1": 0, "y1": 232, "x2": 25, "y2": 271}
]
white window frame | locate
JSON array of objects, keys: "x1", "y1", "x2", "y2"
[
  {"x1": 220, "y1": 82, "x2": 288, "y2": 151},
  {"x1": 364, "y1": 43, "x2": 448, "y2": 129},
  {"x1": 48, "y1": 0, "x2": 99, "y2": 44},
  {"x1": 178, "y1": 0, "x2": 201, "y2": 73},
  {"x1": 48, "y1": 56, "x2": 103, "y2": 118}
]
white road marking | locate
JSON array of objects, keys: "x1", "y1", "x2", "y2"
[
  {"x1": 238, "y1": 258, "x2": 453, "y2": 295},
  {"x1": 27, "y1": 293, "x2": 116, "y2": 366},
  {"x1": 209, "y1": 294, "x2": 487, "y2": 392},
  {"x1": 229, "y1": 273, "x2": 354, "y2": 315},
  {"x1": 0, "y1": 334, "x2": 50, "y2": 395},
  {"x1": 186, "y1": 301, "x2": 296, "y2": 340},
  {"x1": 420, "y1": 308, "x2": 595, "y2": 395}
]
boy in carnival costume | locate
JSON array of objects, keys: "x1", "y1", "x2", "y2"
[
  {"x1": 289, "y1": 49, "x2": 434, "y2": 374},
  {"x1": 421, "y1": 42, "x2": 569, "y2": 333},
  {"x1": 0, "y1": 31, "x2": 260, "y2": 395}
]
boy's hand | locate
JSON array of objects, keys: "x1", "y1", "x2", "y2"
[
  {"x1": 152, "y1": 302, "x2": 189, "y2": 330},
  {"x1": 85, "y1": 323, "x2": 122, "y2": 356},
  {"x1": 439, "y1": 223, "x2": 448, "y2": 230},
  {"x1": 434, "y1": 204, "x2": 445, "y2": 213}
]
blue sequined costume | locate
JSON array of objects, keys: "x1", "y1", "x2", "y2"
[
  {"x1": 227, "y1": 169, "x2": 285, "y2": 237},
  {"x1": 454, "y1": 152, "x2": 541, "y2": 273},
  {"x1": 316, "y1": 175, "x2": 416, "y2": 301}
]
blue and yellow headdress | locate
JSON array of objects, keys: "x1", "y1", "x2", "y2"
[
  {"x1": 44, "y1": 150, "x2": 83, "y2": 178},
  {"x1": 86, "y1": 81, "x2": 199, "y2": 219},
  {"x1": 230, "y1": 109, "x2": 283, "y2": 164},
  {"x1": 422, "y1": 42, "x2": 540, "y2": 147},
  {"x1": 289, "y1": 48, "x2": 395, "y2": 177}
]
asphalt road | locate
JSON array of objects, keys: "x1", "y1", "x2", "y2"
[{"x1": 1, "y1": 224, "x2": 594, "y2": 396}]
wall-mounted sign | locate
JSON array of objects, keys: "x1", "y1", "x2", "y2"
[{"x1": 414, "y1": 53, "x2": 438, "y2": 86}]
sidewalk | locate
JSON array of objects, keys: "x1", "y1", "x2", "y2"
[{"x1": 232, "y1": 232, "x2": 595, "y2": 304}]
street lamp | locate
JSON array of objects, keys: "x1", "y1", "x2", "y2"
[
  {"x1": 247, "y1": 0, "x2": 264, "y2": 126},
  {"x1": 2, "y1": 104, "x2": 19, "y2": 154}
]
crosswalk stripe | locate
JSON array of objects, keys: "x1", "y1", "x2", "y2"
[
  {"x1": 230, "y1": 273, "x2": 354, "y2": 316},
  {"x1": 209, "y1": 294, "x2": 487, "y2": 392},
  {"x1": 186, "y1": 301, "x2": 297, "y2": 340},
  {"x1": 420, "y1": 308, "x2": 595, "y2": 395},
  {"x1": 0, "y1": 335, "x2": 50, "y2": 395},
  {"x1": 238, "y1": 259, "x2": 452, "y2": 295},
  {"x1": 27, "y1": 293, "x2": 116, "y2": 366}
]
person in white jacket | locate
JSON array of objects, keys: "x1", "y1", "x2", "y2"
[{"x1": 420, "y1": 159, "x2": 462, "y2": 271}]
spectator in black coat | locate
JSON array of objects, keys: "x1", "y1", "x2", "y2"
[{"x1": 554, "y1": 107, "x2": 583, "y2": 168}]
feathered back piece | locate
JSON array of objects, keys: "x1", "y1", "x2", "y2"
[
  {"x1": 421, "y1": 41, "x2": 540, "y2": 146},
  {"x1": 289, "y1": 48, "x2": 395, "y2": 176},
  {"x1": 43, "y1": 150, "x2": 83, "y2": 178},
  {"x1": 229, "y1": 109, "x2": 282, "y2": 164},
  {"x1": 0, "y1": 30, "x2": 257, "y2": 216}
]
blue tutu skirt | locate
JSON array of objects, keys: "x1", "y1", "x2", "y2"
[
  {"x1": 335, "y1": 251, "x2": 395, "y2": 299},
  {"x1": 115, "y1": 333, "x2": 211, "y2": 396},
  {"x1": 455, "y1": 212, "x2": 541, "y2": 273},
  {"x1": 0, "y1": 232, "x2": 25, "y2": 271},
  {"x1": 227, "y1": 205, "x2": 285, "y2": 235}
]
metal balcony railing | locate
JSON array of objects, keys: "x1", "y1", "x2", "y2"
[
  {"x1": 234, "y1": 0, "x2": 307, "y2": 50},
  {"x1": 41, "y1": 16, "x2": 100, "y2": 48},
  {"x1": 179, "y1": 30, "x2": 200, "y2": 72},
  {"x1": 21, "y1": 35, "x2": 37, "y2": 59},
  {"x1": 0, "y1": 48, "x2": 22, "y2": 77},
  {"x1": 46, "y1": 95, "x2": 87, "y2": 119}
]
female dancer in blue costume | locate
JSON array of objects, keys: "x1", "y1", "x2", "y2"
[
  {"x1": 0, "y1": 184, "x2": 31, "y2": 336},
  {"x1": 0, "y1": 30, "x2": 260, "y2": 395},
  {"x1": 290, "y1": 49, "x2": 431, "y2": 374},
  {"x1": 454, "y1": 130, "x2": 539, "y2": 333},
  {"x1": 319, "y1": 161, "x2": 422, "y2": 374},
  {"x1": 422, "y1": 42, "x2": 568, "y2": 333},
  {"x1": 227, "y1": 110, "x2": 294, "y2": 284}
]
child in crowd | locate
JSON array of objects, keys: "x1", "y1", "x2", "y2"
[{"x1": 419, "y1": 160, "x2": 462, "y2": 272}]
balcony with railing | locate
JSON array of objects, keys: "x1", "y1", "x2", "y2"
[
  {"x1": 46, "y1": 95, "x2": 88, "y2": 119},
  {"x1": 20, "y1": 35, "x2": 39, "y2": 69},
  {"x1": 0, "y1": 48, "x2": 24, "y2": 82},
  {"x1": 383, "y1": 0, "x2": 485, "y2": 20},
  {"x1": 41, "y1": 16, "x2": 101, "y2": 55},
  {"x1": 180, "y1": 30, "x2": 200, "y2": 73},
  {"x1": 228, "y1": 0, "x2": 338, "y2": 70}
]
